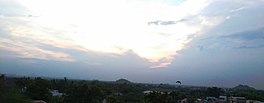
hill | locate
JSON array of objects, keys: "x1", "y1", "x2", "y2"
[
  {"x1": 233, "y1": 84, "x2": 256, "y2": 91},
  {"x1": 116, "y1": 78, "x2": 131, "y2": 84}
]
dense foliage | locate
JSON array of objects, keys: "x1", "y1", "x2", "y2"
[{"x1": 0, "y1": 74, "x2": 264, "y2": 103}]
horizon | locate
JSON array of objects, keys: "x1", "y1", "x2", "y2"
[
  {"x1": 1, "y1": 0, "x2": 264, "y2": 90},
  {"x1": 0, "y1": 72, "x2": 262, "y2": 91}
]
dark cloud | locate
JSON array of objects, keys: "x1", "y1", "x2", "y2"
[
  {"x1": 198, "y1": 46, "x2": 204, "y2": 51},
  {"x1": 233, "y1": 45, "x2": 264, "y2": 49},
  {"x1": 221, "y1": 28, "x2": 264, "y2": 40},
  {"x1": 147, "y1": 19, "x2": 186, "y2": 26},
  {"x1": 191, "y1": 28, "x2": 264, "y2": 50}
]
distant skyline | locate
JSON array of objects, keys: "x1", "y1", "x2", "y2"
[{"x1": 0, "y1": 0, "x2": 264, "y2": 89}]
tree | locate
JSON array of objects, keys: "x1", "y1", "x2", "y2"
[
  {"x1": 0, "y1": 74, "x2": 31, "y2": 103},
  {"x1": 0, "y1": 89, "x2": 32, "y2": 103},
  {"x1": 170, "y1": 91, "x2": 186, "y2": 103},
  {"x1": 107, "y1": 95, "x2": 119, "y2": 103},
  {"x1": 144, "y1": 91, "x2": 171, "y2": 103},
  {"x1": 64, "y1": 84, "x2": 104, "y2": 103},
  {"x1": 0, "y1": 74, "x2": 5, "y2": 93},
  {"x1": 15, "y1": 76, "x2": 32, "y2": 88},
  {"x1": 25, "y1": 77, "x2": 51, "y2": 102},
  {"x1": 206, "y1": 87, "x2": 224, "y2": 97},
  {"x1": 235, "y1": 91, "x2": 263, "y2": 101}
]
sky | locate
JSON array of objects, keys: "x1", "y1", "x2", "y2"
[{"x1": 0, "y1": 0, "x2": 264, "y2": 89}]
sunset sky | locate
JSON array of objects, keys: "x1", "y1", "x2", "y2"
[{"x1": 0, "y1": 0, "x2": 264, "y2": 89}]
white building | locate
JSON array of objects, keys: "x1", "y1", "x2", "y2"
[
  {"x1": 33, "y1": 100, "x2": 47, "y2": 103},
  {"x1": 50, "y1": 90, "x2": 63, "y2": 97},
  {"x1": 246, "y1": 100, "x2": 264, "y2": 103},
  {"x1": 229, "y1": 97, "x2": 246, "y2": 103}
]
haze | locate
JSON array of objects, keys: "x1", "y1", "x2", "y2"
[{"x1": 0, "y1": 0, "x2": 264, "y2": 89}]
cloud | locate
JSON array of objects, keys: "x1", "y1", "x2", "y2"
[
  {"x1": 0, "y1": 38, "x2": 74, "y2": 62},
  {"x1": 0, "y1": 0, "x2": 228, "y2": 68},
  {"x1": 147, "y1": 19, "x2": 186, "y2": 26},
  {"x1": 221, "y1": 28, "x2": 264, "y2": 40},
  {"x1": 198, "y1": 46, "x2": 204, "y2": 51},
  {"x1": 150, "y1": 62, "x2": 171, "y2": 68},
  {"x1": 203, "y1": 28, "x2": 264, "y2": 50},
  {"x1": 198, "y1": 15, "x2": 226, "y2": 26},
  {"x1": 233, "y1": 45, "x2": 264, "y2": 49},
  {"x1": 0, "y1": 0, "x2": 28, "y2": 17},
  {"x1": 230, "y1": 7, "x2": 246, "y2": 13}
]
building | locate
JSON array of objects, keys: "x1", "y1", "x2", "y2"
[
  {"x1": 246, "y1": 100, "x2": 264, "y2": 103},
  {"x1": 179, "y1": 98, "x2": 188, "y2": 103},
  {"x1": 229, "y1": 97, "x2": 246, "y2": 103},
  {"x1": 33, "y1": 100, "x2": 47, "y2": 103},
  {"x1": 206, "y1": 97, "x2": 219, "y2": 103},
  {"x1": 219, "y1": 96, "x2": 227, "y2": 103},
  {"x1": 50, "y1": 90, "x2": 63, "y2": 97},
  {"x1": 143, "y1": 90, "x2": 152, "y2": 94}
]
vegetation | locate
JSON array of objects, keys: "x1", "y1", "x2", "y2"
[
  {"x1": 0, "y1": 73, "x2": 264, "y2": 103},
  {"x1": 0, "y1": 74, "x2": 31, "y2": 103}
]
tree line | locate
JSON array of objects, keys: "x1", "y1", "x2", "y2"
[{"x1": 1, "y1": 74, "x2": 264, "y2": 103}]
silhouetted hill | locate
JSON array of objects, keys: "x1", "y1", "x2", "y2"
[
  {"x1": 116, "y1": 78, "x2": 131, "y2": 84},
  {"x1": 233, "y1": 84, "x2": 256, "y2": 91}
]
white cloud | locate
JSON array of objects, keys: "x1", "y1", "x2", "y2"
[
  {"x1": 230, "y1": 7, "x2": 246, "y2": 13},
  {"x1": 0, "y1": 38, "x2": 74, "y2": 62},
  {"x1": 1, "y1": 0, "x2": 226, "y2": 68}
]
